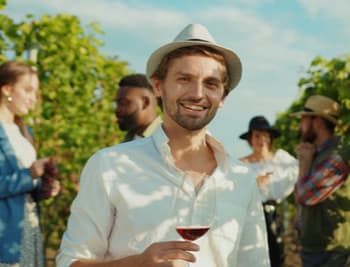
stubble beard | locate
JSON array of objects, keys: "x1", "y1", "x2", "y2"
[
  {"x1": 300, "y1": 128, "x2": 317, "y2": 143},
  {"x1": 174, "y1": 111, "x2": 216, "y2": 130},
  {"x1": 117, "y1": 110, "x2": 138, "y2": 132},
  {"x1": 164, "y1": 101, "x2": 218, "y2": 131}
]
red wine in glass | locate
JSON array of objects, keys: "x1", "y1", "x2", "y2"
[
  {"x1": 172, "y1": 177, "x2": 216, "y2": 266},
  {"x1": 176, "y1": 226, "x2": 210, "y2": 241},
  {"x1": 43, "y1": 158, "x2": 58, "y2": 179}
]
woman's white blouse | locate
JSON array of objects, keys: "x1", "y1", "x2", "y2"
[
  {"x1": 56, "y1": 126, "x2": 270, "y2": 267},
  {"x1": 2, "y1": 123, "x2": 36, "y2": 168},
  {"x1": 244, "y1": 149, "x2": 298, "y2": 202}
]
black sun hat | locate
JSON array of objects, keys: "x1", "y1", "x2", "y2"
[{"x1": 239, "y1": 116, "x2": 281, "y2": 140}]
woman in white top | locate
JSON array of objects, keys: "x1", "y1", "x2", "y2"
[
  {"x1": 239, "y1": 115, "x2": 298, "y2": 267},
  {"x1": 0, "y1": 61, "x2": 60, "y2": 266}
]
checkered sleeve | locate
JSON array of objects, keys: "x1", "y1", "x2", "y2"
[{"x1": 294, "y1": 154, "x2": 349, "y2": 206}]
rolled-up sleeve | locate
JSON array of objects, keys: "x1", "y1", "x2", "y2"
[
  {"x1": 0, "y1": 168, "x2": 37, "y2": 198},
  {"x1": 56, "y1": 151, "x2": 115, "y2": 267},
  {"x1": 294, "y1": 154, "x2": 349, "y2": 205}
]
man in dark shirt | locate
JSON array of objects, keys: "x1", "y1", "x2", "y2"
[{"x1": 115, "y1": 74, "x2": 161, "y2": 142}]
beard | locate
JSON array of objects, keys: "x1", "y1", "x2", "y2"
[
  {"x1": 164, "y1": 98, "x2": 219, "y2": 131},
  {"x1": 117, "y1": 110, "x2": 138, "y2": 132},
  {"x1": 174, "y1": 110, "x2": 217, "y2": 130},
  {"x1": 300, "y1": 127, "x2": 317, "y2": 143}
]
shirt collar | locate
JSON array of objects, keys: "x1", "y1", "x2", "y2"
[
  {"x1": 141, "y1": 116, "x2": 162, "y2": 138},
  {"x1": 316, "y1": 136, "x2": 339, "y2": 153},
  {"x1": 151, "y1": 124, "x2": 229, "y2": 174},
  {"x1": 122, "y1": 116, "x2": 162, "y2": 142}
]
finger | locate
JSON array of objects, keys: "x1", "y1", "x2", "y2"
[
  {"x1": 160, "y1": 241, "x2": 199, "y2": 251},
  {"x1": 161, "y1": 249, "x2": 196, "y2": 263},
  {"x1": 38, "y1": 157, "x2": 50, "y2": 166},
  {"x1": 52, "y1": 187, "x2": 60, "y2": 196}
]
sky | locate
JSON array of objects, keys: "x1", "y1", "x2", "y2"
[{"x1": 4, "y1": 0, "x2": 350, "y2": 158}]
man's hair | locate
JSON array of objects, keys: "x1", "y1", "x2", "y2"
[
  {"x1": 151, "y1": 45, "x2": 229, "y2": 96},
  {"x1": 119, "y1": 73, "x2": 153, "y2": 92},
  {"x1": 320, "y1": 116, "x2": 336, "y2": 133},
  {"x1": 307, "y1": 115, "x2": 336, "y2": 134}
]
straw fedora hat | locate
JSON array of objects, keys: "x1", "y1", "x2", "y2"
[
  {"x1": 146, "y1": 23, "x2": 242, "y2": 92},
  {"x1": 239, "y1": 116, "x2": 281, "y2": 140},
  {"x1": 291, "y1": 95, "x2": 340, "y2": 124}
]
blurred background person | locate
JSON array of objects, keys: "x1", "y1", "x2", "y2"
[
  {"x1": 115, "y1": 73, "x2": 161, "y2": 142},
  {"x1": 293, "y1": 95, "x2": 350, "y2": 267},
  {"x1": 0, "y1": 60, "x2": 60, "y2": 266},
  {"x1": 239, "y1": 115, "x2": 298, "y2": 267}
]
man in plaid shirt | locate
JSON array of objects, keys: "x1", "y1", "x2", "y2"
[{"x1": 293, "y1": 95, "x2": 350, "y2": 267}]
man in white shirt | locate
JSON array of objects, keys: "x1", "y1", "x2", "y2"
[{"x1": 57, "y1": 23, "x2": 270, "y2": 267}]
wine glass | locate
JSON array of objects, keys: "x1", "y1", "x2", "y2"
[{"x1": 172, "y1": 176, "x2": 217, "y2": 266}]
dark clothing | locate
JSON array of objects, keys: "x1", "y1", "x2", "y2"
[
  {"x1": 301, "y1": 250, "x2": 350, "y2": 267},
  {"x1": 263, "y1": 201, "x2": 284, "y2": 267},
  {"x1": 295, "y1": 137, "x2": 349, "y2": 205},
  {"x1": 297, "y1": 137, "x2": 350, "y2": 266}
]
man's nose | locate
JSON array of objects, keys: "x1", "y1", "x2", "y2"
[{"x1": 190, "y1": 81, "x2": 205, "y2": 98}]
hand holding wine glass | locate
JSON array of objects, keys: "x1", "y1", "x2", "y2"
[
  {"x1": 173, "y1": 176, "x2": 217, "y2": 266},
  {"x1": 43, "y1": 157, "x2": 58, "y2": 179},
  {"x1": 41, "y1": 157, "x2": 60, "y2": 199}
]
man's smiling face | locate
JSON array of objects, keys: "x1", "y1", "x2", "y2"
[{"x1": 154, "y1": 55, "x2": 226, "y2": 131}]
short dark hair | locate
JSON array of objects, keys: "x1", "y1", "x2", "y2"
[
  {"x1": 119, "y1": 74, "x2": 153, "y2": 91},
  {"x1": 320, "y1": 116, "x2": 336, "y2": 133}
]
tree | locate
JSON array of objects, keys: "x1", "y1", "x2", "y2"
[
  {"x1": 274, "y1": 55, "x2": 350, "y2": 157},
  {"x1": 270, "y1": 55, "x2": 350, "y2": 266},
  {"x1": 273, "y1": 55, "x2": 350, "y2": 202},
  {"x1": 1, "y1": 5, "x2": 130, "y2": 262}
]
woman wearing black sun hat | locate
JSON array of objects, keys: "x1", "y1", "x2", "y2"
[{"x1": 239, "y1": 115, "x2": 298, "y2": 267}]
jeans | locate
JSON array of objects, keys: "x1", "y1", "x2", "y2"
[{"x1": 301, "y1": 250, "x2": 350, "y2": 267}]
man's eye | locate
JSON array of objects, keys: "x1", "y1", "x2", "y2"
[
  {"x1": 206, "y1": 81, "x2": 219, "y2": 89},
  {"x1": 178, "y1": 76, "x2": 189, "y2": 82},
  {"x1": 116, "y1": 101, "x2": 127, "y2": 107}
]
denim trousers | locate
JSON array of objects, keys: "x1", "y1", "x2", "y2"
[{"x1": 301, "y1": 250, "x2": 350, "y2": 267}]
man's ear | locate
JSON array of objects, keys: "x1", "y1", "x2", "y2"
[
  {"x1": 141, "y1": 95, "x2": 150, "y2": 109},
  {"x1": 151, "y1": 78, "x2": 162, "y2": 97},
  {"x1": 218, "y1": 97, "x2": 225, "y2": 108}
]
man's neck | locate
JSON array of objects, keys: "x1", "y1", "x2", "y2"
[
  {"x1": 315, "y1": 131, "x2": 333, "y2": 148},
  {"x1": 165, "y1": 125, "x2": 208, "y2": 158},
  {"x1": 164, "y1": 126, "x2": 217, "y2": 192},
  {"x1": 135, "y1": 114, "x2": 158, "y2": 136}
]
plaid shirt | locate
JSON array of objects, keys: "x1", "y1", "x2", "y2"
[{"x1": 294, "y1": 137, "x2": 350, "y2": 206}]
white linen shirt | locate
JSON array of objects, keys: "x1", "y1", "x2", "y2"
[
  {"x1": 56, "y1": 126, "x2": 270, "y2": 267},
  {"x1": 244, "y1": 149, "x2": 298, "y2": 202}
]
